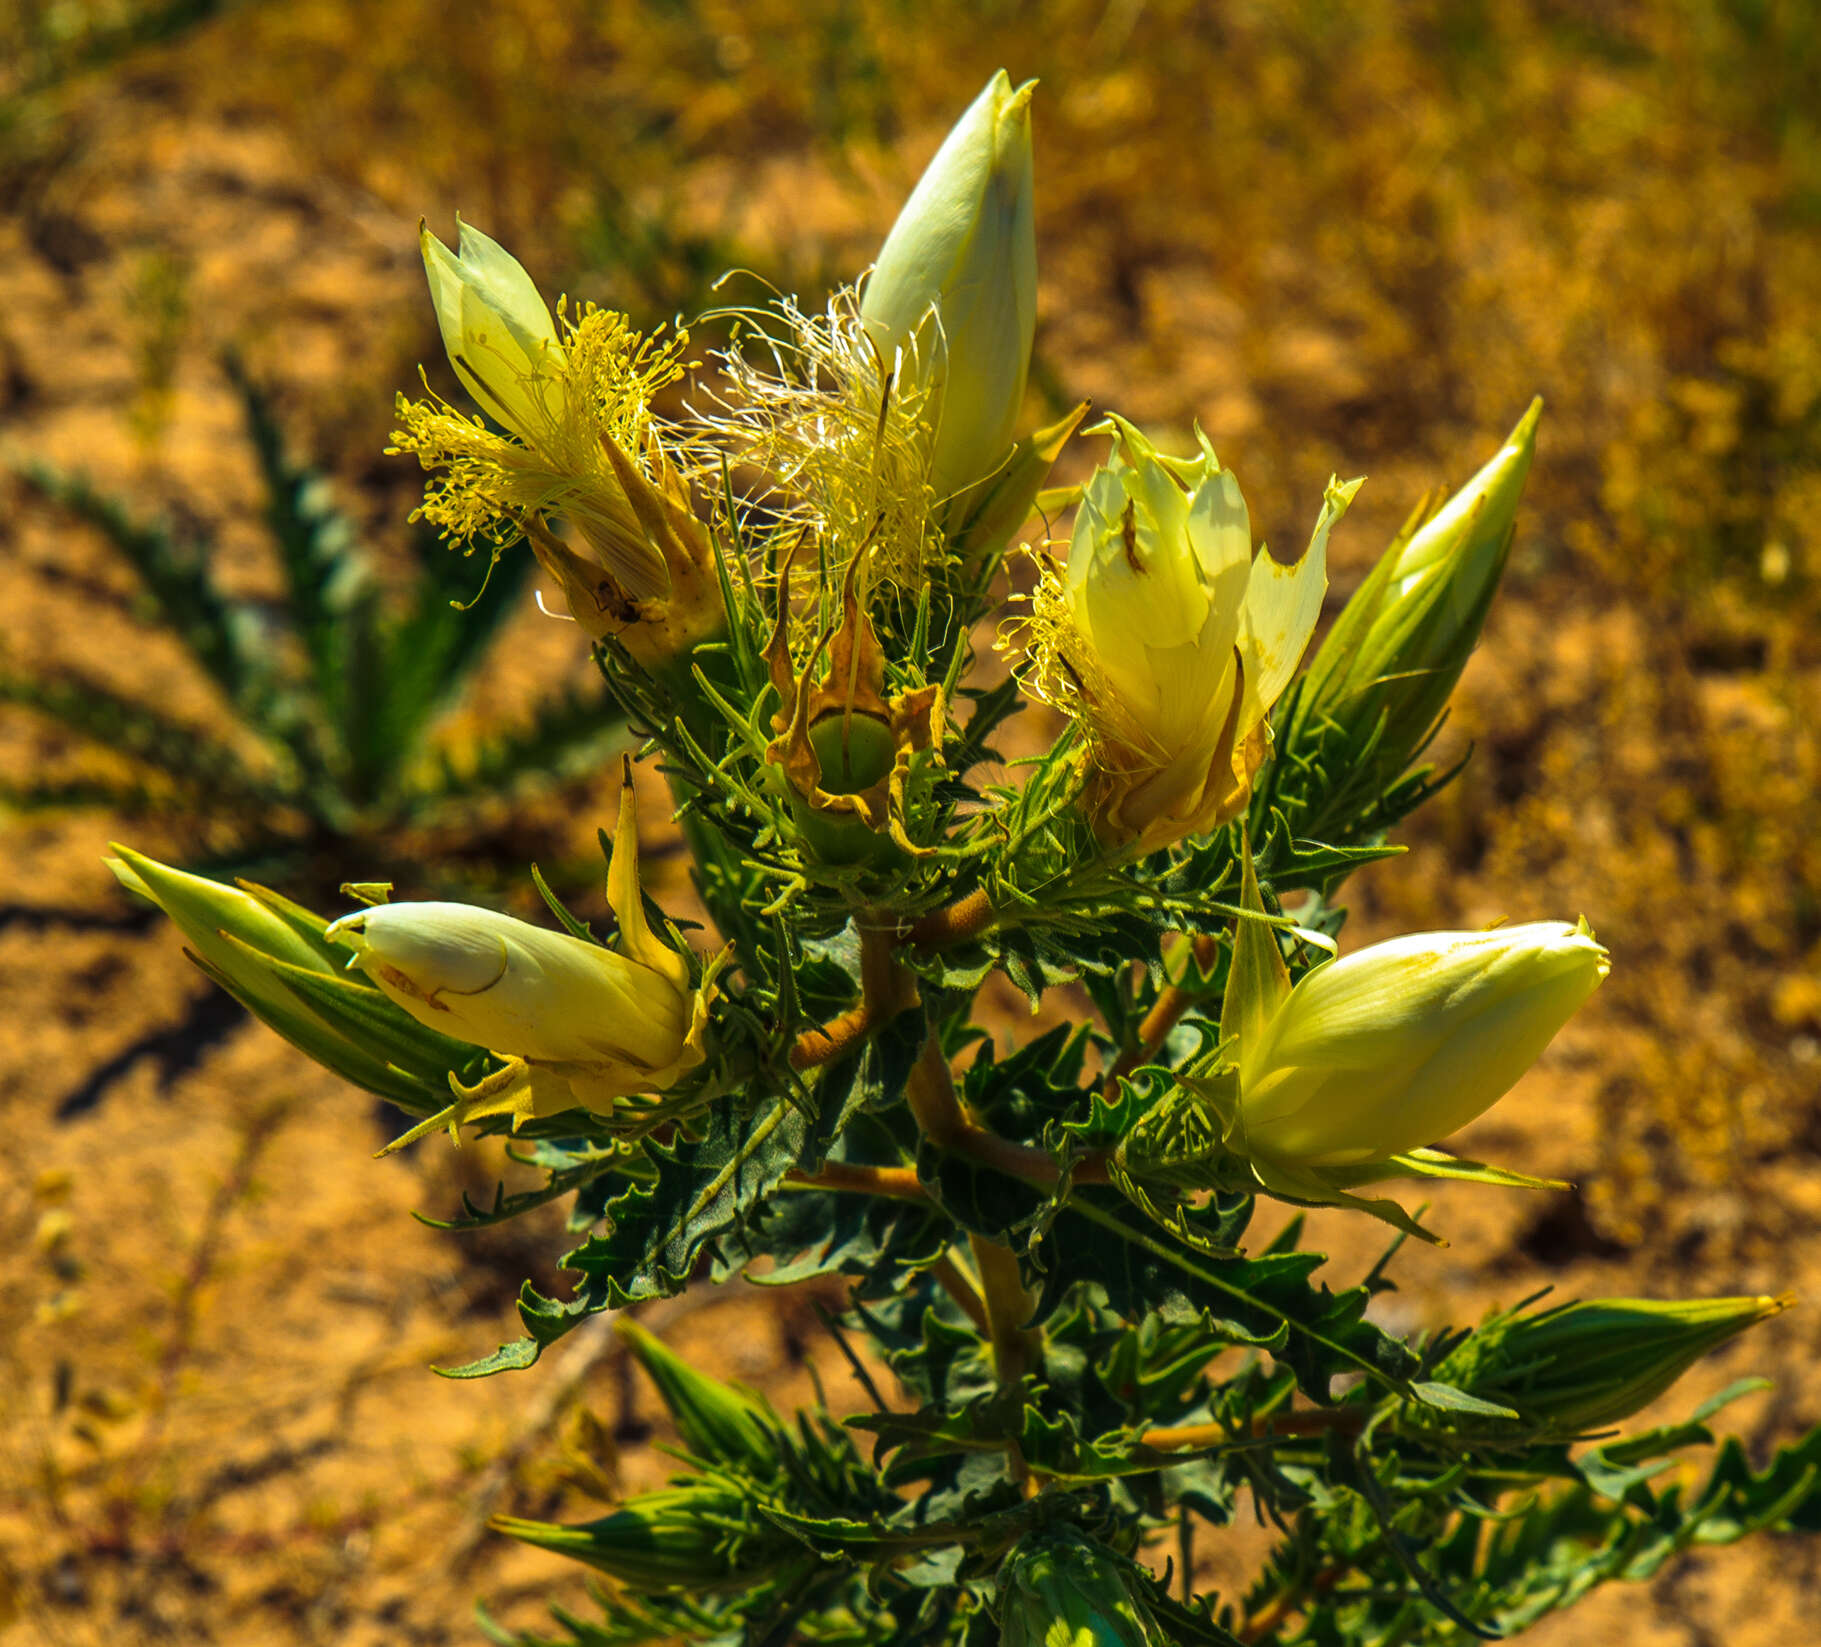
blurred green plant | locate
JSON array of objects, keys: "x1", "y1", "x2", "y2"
[
  {"x1": 3, "y1": 356, "x2": 626, "y2": 896},
  {"x1": 125, "y1": 246, "x2": 190, "y2": 448},
  {"x1": 0, "y1": 0, "x2": 226, "y2": 102}
]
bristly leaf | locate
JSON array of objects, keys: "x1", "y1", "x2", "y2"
[
  {"x1": 447, "y1": 1071, "x2": 876, "y2": 1375},
  {"x1": 1044, "y1": 1192, "x2": 1421, "y2": 1402}
]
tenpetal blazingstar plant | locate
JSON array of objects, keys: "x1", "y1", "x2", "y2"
[{"x1": 111, "y1": 70, "x2": 1816, "y2": 1647}]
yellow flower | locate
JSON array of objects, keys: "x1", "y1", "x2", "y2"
[
  {"x1": 861, "y1": 69, "x2": 1037, "y2": 505},
  {"x1": 394, "y1": 220, "x2": 717, "y2": 657},
  {"x1": 1026, "y1": 415, "x2": 1357, "y2": 854},
  {"x1": 326, "y1": 775, "x2": 712, "y2": 1143}
]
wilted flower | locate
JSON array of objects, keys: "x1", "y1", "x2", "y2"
[
  {"x1": 326, "y1": 777, "x2": 712, "y2": 1142},
  {"x1": 861, "y1": 69, "x2": 1037, "y2": 505},
  {"x1": 393, "y1": 219, "x2": 718, "y2": 658},
  {"x1": 998, "y1": 1529, "x2": 1163, "y2": 1647},
  {"x1": 1435, "y1": 1294, "x2": 1789, "y2": 1434},
  {"x1": 1235, "y1": 921, "x2": 1609, "y2": 1172},
  {"x1": 1024, "y1": 415, "x2": 1357, "y2": 854}
]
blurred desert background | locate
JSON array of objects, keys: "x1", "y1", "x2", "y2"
[{"x1": 1, "y1": 1, "x2": 1819, "y2": 1642}]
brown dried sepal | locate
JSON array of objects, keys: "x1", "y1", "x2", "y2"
[
  {"x1": 524, "y1": 434, "x2": 721, "y2": 662},
  {"x1": 765, "y1": 546, "x2": 946, "y2": 856}
]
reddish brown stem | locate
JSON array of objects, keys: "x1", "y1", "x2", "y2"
[
  {"x1": 789, "y1": 1002, "x2": 879, "y2": 1070},
  {"x1": 1236, "y1": 1563, "x2": 1347, "y2": 1644},
  {"x1": 1139, "y1": 1408, "x2": 1368, "y2": 1451},
  {"x1": 905, "y1": 887, "x2": 996, "y2": 950},
  {"x1": 903, "y1": 1034, "x2": 1113, "y2": 1188},
  {"x1": 928, "y1": 1251, "x2": 991, "y2": 1334},
  {"x1": 790, "y1": 920, "x2": 911, "y2": 1070}
]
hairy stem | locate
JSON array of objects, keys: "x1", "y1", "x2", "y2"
[
  {"x1": 783, "y1": 1161, "x2": 929, "y2": 1201},
  {"x1": 790, "y1": 919, "x2": 912, "y2": 1070},
  {"x1": 969, "y1": 1232, "x2": 1038, "y2": 1387},
  {"x1": 789, "y1": 1002, "x2": 885, "y2": 1070},
  {"x1": 1140, "y1": 1408, "x2": 1369, "y2": 1450},
  {"x1": 968, "y1": 1231, "x2": 1038, "y2": 1490},
  {"x1": 903, "y1": 1029, "x2": 1113, "y2": 1186},
  {"x1": 904, "y1": 886, "x2": 996, "y2": 950},
  {"x1": 903, "y1": 1029, "x2": 970, "y2": 1144}
]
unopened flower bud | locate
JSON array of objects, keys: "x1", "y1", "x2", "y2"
[
  {"x1": 496, "y1": 1482, "x2": 799, "y2": 1592},
  {"x1": 420, "y1": 217, "x2": 565, "y2": 443},
  {"x1": 106, "y1": 845, "x2": 477, "y2": 1111},
  {"x1": 861, "y1": 69, "x2": 1037, "y2": 504},
  {"x1": 108, "y1": 846, "x2": 336, "y2": 1021},
  {"x1": 1287, "y1": 400, "x2": 1540, "y2": 833},
  {"x1": 1238, "y1": 921, "x2": 1608, "y2": 1171},
  {"x1": 326, "y1": 901, "x2": 687, "y2": 1074},
  {"x1": 1435, "y1": 1294, "x2": 1789, "y2": 1434},
  {"x1": 616, "y1": 1321, "x2": 781, "y2": 1474},
  {"x1": 998, "y1": 1529, "x2": 1163, "y2": 1647},
  {"x1": 1025, "y1": 415, "x2": 1356, "y2": 854}
]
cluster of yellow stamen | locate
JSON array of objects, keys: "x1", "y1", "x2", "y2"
[
  {"x1": 389, "y1": 304, "x2": 692, "y2": 601},
  {"x1": 1005, "y1": 554, "x2": 1171, "y2": 780},
  {"x1": 693, "y1": 291, "x2": 941, "y2": 595}
]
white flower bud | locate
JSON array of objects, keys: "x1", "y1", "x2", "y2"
[
  {"x1": 861, "y1": 69, "x2": 1037, "y2": 503},
  {"x1": 1239, "y1": 922, "x2": 1609, "y2": 1169},
  {"x1": 325, "y1": 902, "x2": 688, "y2": 1075},
  {"x1": 326, "y1": 775, "x2": 708, "y2": 1127}
]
